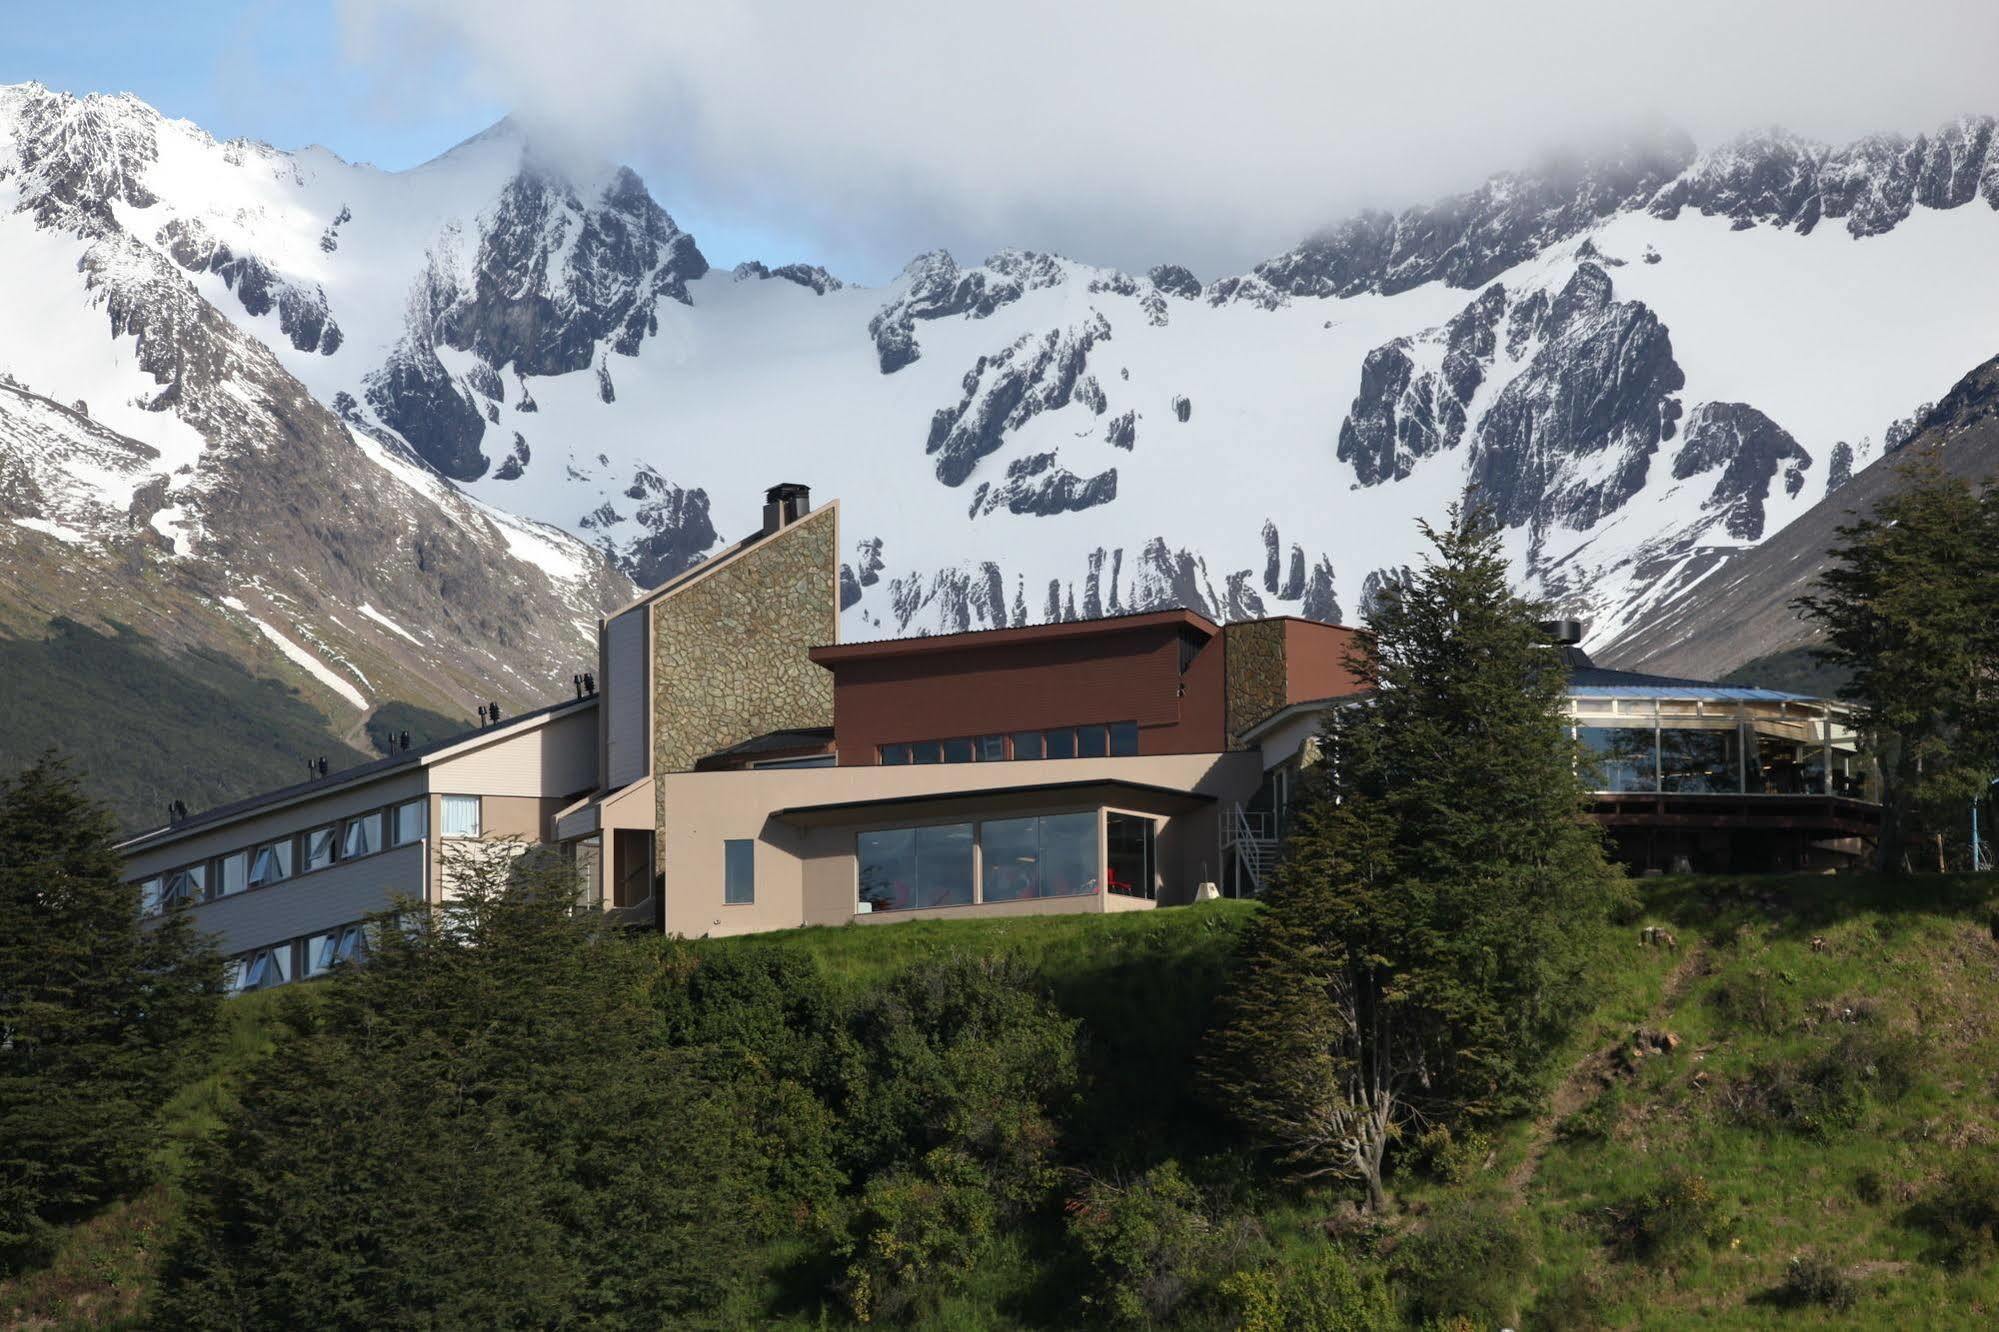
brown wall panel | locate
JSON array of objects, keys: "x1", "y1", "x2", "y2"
[{"x1": 828, "y1": 622, "x2": 1227, "y2": 764}]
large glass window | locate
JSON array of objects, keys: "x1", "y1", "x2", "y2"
[
  {"x1": 981, "y1": 813, "x2": 1098, "y2": 901},
  {"x1": 1578, "y1": 726, "x2": 1658, "y2": 793},
  {"x1": 1660, "y1": 725, "x2": 1743, "y2": 794},
  {"x1": 218, "y1": 851, "x2": 248, "y2": 897},
  {"x1": 1045, "y1": 729, "x2": 1077, "y2": 760},
  {"x1": 881, "y1": 743, "x2": 911, "y2": 765},
  {"x1": 1012, "y1": 731, "x2": 1045, "y2": 761},
  {"x1": 1110, "y1": 721, "x2": 1139, "y2": 757},
  {"x1": 979, "y1": 735, "x2": 1008, "y2": 761},
  {"x1": 342, "y1": 811, "x2": 382, "y2": 860},
  {"x1": 248, "y1": 838, "x2": 292, "y2": 887},
  {"x1": 393, "y1": 799, "x2": 427, "y2": 846},
  {"x1": 857, "y1": 824, "x2": 975, "y2": 912},
  {"x1": 1078, "y1": 725, "x2": 1109, "y2": 758},
  {"x1": 306, "y1": 824, "x2": 337, "y2": 871},
  {"x1": 942, "y1": 737, "x2": 976, "y2": 764},
  {"x1": 1753, "y1": 729, "x2": 1815, "y2": 794},
  {"x1": 1106, "y1": 813, "x2": 1156, "y2": 899},
  {"x1": 909, "y1": 740, "x2": 943, "y2": 765},
  {"x1": 724, "y1": 839, "x2": 755, "y2": 905},
  {"x1": 440, "y1": 796, "x2": 481, "y2": 837}
]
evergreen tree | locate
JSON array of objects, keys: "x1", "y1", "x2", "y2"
[
  {"x1": 0, "y1": 753, "x2": 221, "y2": 1275},
  {"x1": 154, "y1": 845, "x2": 757, "y2": 1329},
  {"x1": 1203, "y1": 499, "x2": 1623, "y2": 1210},
  {"x1": 1796, "y1": 456, "x2": 1999, "y2": 871}
]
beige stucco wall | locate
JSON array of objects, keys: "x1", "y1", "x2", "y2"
[
  {"x1": 429, "y1": 706, "x2": 598, "y2": 799},
  {"x1": 656, "y1": 751, "x2": 1258, "y2": 938}
]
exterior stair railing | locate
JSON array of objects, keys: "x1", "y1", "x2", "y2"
[{"x1": 1222, "y1": 803, "x2": 1280, "y2": 897}]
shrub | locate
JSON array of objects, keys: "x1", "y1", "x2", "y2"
[
  {"x1": 1609, "y1": 1169, "x2": 1732, "y2": 1266},
  {"x1": 1068, "y1": 1161, "x2": 1252, "y2": 1324},
  {"x1": 1556, "y1": 1085, "x2": 1624, "y2": 1143},
  {"x1": 1529, "y1": 1267, "x2": 1610, "y2": 1330},
  {"x1": 1218, "y1": 1247, "x2": 1396, "y2": 1332},
  {"x1": 1709, "y1": 967, "x2": 1799, "y2": 1034},
  {"x1": 1778, "y1": 1249, "x2": 1858, "y2": 1310},
  {"x1": 1391, "y1": 1197, "x2": 1531, "y2": 1326},
  {"x1": 836, "y1": 1149, "x2": 997, "y2": 1325},
  {"x1": 1737, "y1": 1030, "x2": 1920, "y2": 1138},
  {"x1": 1411, "y1": 1125, "x2": 1492, "y2": 1185},
  {"x1": 1911, "y1": 1158, "x2": 1999, "y2": 1269},
  {"x1": 842, "y1": 954, "x2": 1080, "y2": 1212}
]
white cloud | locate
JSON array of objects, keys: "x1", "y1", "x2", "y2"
[{"x1": 339, "y1": 0, "x2": 1999, "y2": 281}]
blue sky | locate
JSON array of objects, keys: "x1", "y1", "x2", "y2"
[
  {"x1": 0, "y1": 0, "x2": 823, "y2": 275},
  {"x1": 0, "y1": 0, "x2": 500, "y2": 168}
]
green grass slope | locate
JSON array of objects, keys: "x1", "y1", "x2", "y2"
[{"x1": 8, "y1": 880, "x2": 1999, "y2": 1328}]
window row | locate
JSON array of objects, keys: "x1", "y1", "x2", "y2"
[
  {"x1": 137, "y1": 795, "x2": 483, "y2": 916},
  {"x1": 879, "y1": 722, "x2": 1139, "y2": 767},
  {"x1": 225, "y1": 922, "x2": 369, "y2": 994},
  {"x1": 854, "y1": 810, "x2": 1158, "y2": 914},
  {"x1": 1576, "y1": 724, "x2": 1871, "y2": 798}
]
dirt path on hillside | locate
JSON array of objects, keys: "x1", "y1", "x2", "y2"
[{"x1": 1504, "y1": 941, "x2": 1709, "y2": 1200}]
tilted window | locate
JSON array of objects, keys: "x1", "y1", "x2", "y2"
[
  {"x1": 342, "y1": 812, "x2": 383, "y2": 860},
  {"x1": 248, "y1": 839, "x2": 293, "y2": 888},
  {"x1": 306, "y1": 825, "x2": 337, "y2": 871}
]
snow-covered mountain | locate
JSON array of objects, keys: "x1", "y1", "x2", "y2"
[
  {"x1": 9, "y1": 83, "x2": 1999, "y2": 701},
  {"x1": 0, "y1": 84, "x2": 630, "y2": 751}
]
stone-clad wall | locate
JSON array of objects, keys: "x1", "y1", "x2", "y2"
[
  {"x1": 650, "y1": 506, "x2": 839, "y2": 808},
  {"x1": 1223, "y1": 619, "x2": 1287, "y2": 748}
]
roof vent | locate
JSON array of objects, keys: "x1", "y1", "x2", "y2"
[
  {"x1": 1538, "y1": 618, "x2": 1586, "y2": 645},
  {"x1": 763, "y1": 482, "x2": 812, "y2": 535}
]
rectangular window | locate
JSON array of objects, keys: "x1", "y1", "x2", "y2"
[
  {"x1": 138, "y1": 877, "x2": 162, "y2": 916},
  {"x1": 979, "y1": 735, "x2": 1008, "y2": 762},
  {"x1": 1106, "y1": 813, "x2": 1156, "y2": 899},
  {"x1": 241, "y1": 946, "x2": 292, "y2": 991},
  {"x1": 1078, "y1": 725, "x2": 1109, "y2": 759},
  {"x1": 440, "y1": 796, "x2": 481, "y2": 838},
  {"x1": 393, "y1": 799, "x2": 427, "y2": 846},
  {"x1": 942, "y1": 737, "x2": 976, "y2": 764},
  {"x1": 248, "y1": 838, "x2": 293, "y2": 888},
  {"x1": 223, "y1": 958, "x2": 248, "y2": 993},
  {"x1": 980, "y1": 812, "x2": 1098, "y2": 901},
  {"x1": 306, "y1": 825, "x2": 337, "y2": 871},
  {"x1": 908, "y1": 740, "x2": 943, "y2": 765},
  {"x1": 1045, "y1": 729, "x2": 1077, "y2": 760},
  {"x1": 342, "y1": 811, "x2": 382, "y2": 860},
  {"x1": 1578, "y1": 726, "x2": 1657, "y2": 793},
  {"x1": 857, "y1": 823, "x2": 975, "y2": 912},
  {"x1": 218, "y1": 851, "x2": 248, "y2": 897},
  {"x1": 1012, "y1": 731, "x2": 1044, "y2": 761},
  {"x1": 1660, "y1": 725, "x2": 1743, "y2": 794},
  {"x1": 880, "y1": 743, "x2": 911, "y2": 765},
  {"x1": 1109, "y1": 721, "x2": 1139, "y2": 757},
  {"x1": 163, "y1": 863, "x2": 205, "y2": 908},
  {"x1": 723, "y1": 839, "x2": 755, "y2": 905},
  {"x1": 304, "y1": 925, "x2": 367, "y2": 978}
]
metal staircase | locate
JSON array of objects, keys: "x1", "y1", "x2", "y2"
[{"x1": 1223, "y1": 804, "x2": 1280, "y2": 896}]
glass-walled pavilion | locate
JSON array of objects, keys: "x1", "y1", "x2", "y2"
[{"x1": 1570, "y1": 684, "x2": 1873, "y2": 800}]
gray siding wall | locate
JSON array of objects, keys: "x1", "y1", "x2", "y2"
[
  {"x1": 174, "y1": 842, "x2": 426, "y2": 956},
  {"x1": 605, "y1": 608, "x2": 650, "y2": 790}
]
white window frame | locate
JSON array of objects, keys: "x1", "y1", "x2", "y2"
[
  {"x1": 392, "y1": 799, "x2": 427, "y2": 847},
  {"x1": 440, "y1": 795, "x2": 482, "y2": 838}
]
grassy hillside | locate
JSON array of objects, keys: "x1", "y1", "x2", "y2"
[
  {"x1": 0, "y1": 618, "x2": 368, "y2": 834},
  {"x1": 8, "y1": 879, "x2": 1999, "y2": 1328}
]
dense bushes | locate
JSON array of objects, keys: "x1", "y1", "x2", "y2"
[
  {"x1": 1608, "y1": 1169, "x2": 1733, "y2": 1265},
  {"x1": 1390, "y1": 1197, "x2": 1532, "y2": 1326},
  {"x1": 1067, "y1": 1160, "x2": 1255, "y2": 1324},
  {"x1": 1911, "y1": 1158, "x2": 1999, "y2": 1269},
  {"x1": 1735, "y1": 1029, "x2": 1921, "y2": 1137},
  {"x1": 1218, "y1": 1247, "x2": 1396, "y2": 1332},
  {"x1": 0, "y1": 756, "x2": 222, "y2": 1276}
]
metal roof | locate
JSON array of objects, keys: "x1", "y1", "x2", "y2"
[{"x1": 118, "y1": 695, "x2": 597, "y2": 852}]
